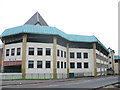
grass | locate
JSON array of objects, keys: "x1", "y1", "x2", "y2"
[{"x1": 0, "y1": 78, "x2": 52, "y2": 81}]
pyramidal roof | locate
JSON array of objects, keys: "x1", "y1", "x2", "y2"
[{"x1": 24, "y1": 12, "x2": 48, "y2": 26}]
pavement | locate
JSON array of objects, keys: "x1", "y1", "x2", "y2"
[{"x1": 0, "y1": 75, "x2": 120, "y2": 88}]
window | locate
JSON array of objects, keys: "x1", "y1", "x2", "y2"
[
  {"x1": 64, "y1": 62, "x2": 66, "y2": 68},
  {"x1": 70, "y1": 52, "x2": 74, "y2": 58},
  {"x1": 64, "y1": 51, "x2": 66, "y2": 58},
  {"x1": 57, "y1": 61, "x2": 60, "y2": 68},
  {"x1": 46, "y1": 48, "x2": 51, "y2": 56},
  {"x1": 109, "y1": 56, "x2": 111, "y2": 58},
  {"x1": 77, "y1": 62, "x2": 82, "y2": 68},
  {"x1": 29, "y1": 48, "x2": 34, "y2": 55},
  {"x1": 109, "y1": 62, "x2": 112, "y2": 64},
  {"x1": 37, "y1": 61, "x2": 42, "y2": 68},
  {"x1": 70, "y1": 62, "x2": 75, "y2": 68},
  {"x1": 46, "y1": 61, "x2": 51, "y2": 68},
  {"x1": 11, "y1": 48, "x2": 15, "y2": 56},
  {"x1": 6, "y1": 49, "x2": 9, "y2": 56},
  {"x1": 57, "y1": 49, "x2": 59, "y2": 56},
  {"x1": 115, "y1": 60, "x2": 118, "y2": 63},
  {"x1": 61, "y1": 62, "x2": 63, "y2": 68},
  {"x1": 17, "y1": 48, "x2": 21, "y2": 55},
  {"x1": 28, "y1": 61, "x2": 34, "y2": 68},
  {"x1": 84, "y1": 62, "x2": 88, "y2": 68},
  {"x1": 84, "y1": 53, "x2": 88, "y2": 59},
  {"x1": 61, "y1": 50, "x2": 63, "y2": 57},
  {"x1": 77, "y1": 52, "x2": 81, "y2": 58},
  {"x1": 37, "y1": 48, "x2": 42, "y2": 56}
]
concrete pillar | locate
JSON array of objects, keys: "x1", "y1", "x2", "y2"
[
  {"x1": 1, "y1": 39, "x2": 5, "y2": 73},
  {"x1": 118, "y1": 60, "x2": 120, "y2": 75},
  {"x1": 93, "y1": 43, "x2": 97, "y2": 77},
  {"x1": 66, "y1": 43, "x2": 69, "y2": 78},
  {"x1": 111, "y1": 52, "x2": 115, "y2": 75},
  {"x1": 53, "y1": 36, "x2": 57, "y2": 79},
  {"x1": 22, "y1": 34, "x2": 27, "y2": 79}
]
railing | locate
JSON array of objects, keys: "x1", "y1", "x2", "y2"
[{"x1": 0, "y1": 72, "x2": 93, "y2": 80}]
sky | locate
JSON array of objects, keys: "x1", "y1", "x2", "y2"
[{"x1": 0, "y1": 0, "x2": 119, "y2": 55}]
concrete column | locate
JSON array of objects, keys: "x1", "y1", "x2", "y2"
[
  {"x1": 22, "y1": 34, "x2": 27, "y2": 79},
  {"x1": 66, "y1": 43, "x2": 69, "y2": 78},
  {"x1": 1, "y1": 39, "x2": 5, "y2": 73},
  {"x1": 53, "y1": 36, "x2": 57, "y2": 79},
  {"x1": 93, "y1": 43, "x2": 97, "y2": 77},
  {"x1": 118, "y1": 60, "x2": 120, "y2": 75},
  {"x1": 111, "y1": 52, "x2": 115, "y2": 75},
  {"x1": 99, "y1": 49, "x2": 102, "y2": 76}
]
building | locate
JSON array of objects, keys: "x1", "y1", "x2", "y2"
[{"x1": 0, "y1": 12, "x2": 115, "y2": 79}]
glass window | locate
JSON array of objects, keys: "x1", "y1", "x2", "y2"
[
  {"x1": 84, "y1": 62, "x2": 89, "y2": 68},
  {"x1": 70, "y1": 62, "x2": 75, "y2": 68},
  {"x1": 37, "y1": 48, "x2": 42, "y2": 56},
  {"x1": 57, "y1": 49, "x2": 59, "y2": 56},
  {"x1": 61, "y1": 62, "x2": 63, "y2": 68},
  {"x1": 46, "y1": 61, "x2": 51, "y2": 68},
  {"x1": 37, "y1": 61, "x2": 42, "y2": 68},
  {"x1": 46, "y1": 48, "x2": 51, "y2": 56},
  {"x1": 64, "y1": 62, "x2": 66, "y2": 68},
  {"x1": 17, "y1": 48, "x2": 21, "y2": 55},
  {"x1": 57, "y1": 61, "x2": 60, "y2": 68},
  {"x1": 61, "y1": 50, "x2": 63, "y2": 57},
  {"x1": 77, "y1": 62, "x2": 82, "y2": 68},
  {"x1": 28, "y1": 61, "x2": 34, "y2": 68},
  {"x1": 115, "y1": 60, "x2": 118, "y2": 63},
  {"x1": 77, "y1": 52, "x2": 81, "y2": 58},
  {"x1": 11, "y1": 48, "x2": 15, "y2": 56},
  {"x1": 84, "y1": 53, "x2": 88, "y2": 59},
  {"x1": 29, "y1": 48, "x2": 34, "y2": 55},
  {"x1": 70, "y1": 52, "x2": 74, "y2": 58},
  {"x1": 109, "y1": 62, "x2": 112, "y2": 64},
  {"x1": 6, "y1": 49, "x2": 9, "y2": 56},
  {"x1": 64, "y1": 51, "x2": 66, "y2": 58}
]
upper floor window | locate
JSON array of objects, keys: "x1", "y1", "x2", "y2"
[
  {"x1": 46, "y1": 61, "x2": 51, "y2": 68},
  {"x1": 17, "y1": 48, "x2": 21, "y2": 55},
  {"x1": 37, "y1": 61, "x2": 42, "y2": 68},
  {"x1": 70, "y1": 62, "x2": 75, "y2": 68},
  {"x1": 61, "y1": 50, "x2": 63, "y2": 57},
  {"x1": 64, "y1": 51, "x2": 66, "y2": 58},
  {"x1": 28, "y1": 61, "x2": 34, "y2": 68},
  {"x1": 29, "y1": 48, "x2": 34, "y2": 55},
  {"x1": 84, "y1": 53, "x2": 88, "y2": 59},
  {"x1": 70, "y1": 52, "x2": 74, "y2": 58},
  {"x1": 37, "y1": 48, "x2": 42, "y2": 56},
  {"x1": 11, "y1": 48, "x2": 15, "y2": 56},
  {"x1": 77, "y1": 62, "x2": 82, "y2": 68},
  {"x1": 64, "y1": 62, "x2": 66, "y2": 68},
  {"x1": 61, "y1": 62, "x2": 63, "y2": 68},
  {"x1": 84, "y1": 62, "x2": 89, "y2": 68},
  {"x1": 46, "y1": 48, "x2": 51, "y2": 56},
  {"x1": 57, "y1": 49, "x2": 60, "y2": 56},
  {"x1": 77, "y1": 52, "x2": 81, "y2": 59},
  {"x1": 6, "y1": 49, "x2": 9, "y2": 56},
  {"x1": 57, "y1": 61, "x2": 60, "y2": 68}
]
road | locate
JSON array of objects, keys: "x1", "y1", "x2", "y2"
[{"x1": 1, "y1": 75, "x2": 119, "y2": 88}]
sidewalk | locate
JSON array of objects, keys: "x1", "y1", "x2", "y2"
[{"x1": 0, "y1": 75, "x2": 117, "y2": 86}]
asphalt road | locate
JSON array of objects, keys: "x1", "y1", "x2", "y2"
[{"x1": 1, "y1": 76, "x2": 119, "y2": 88}]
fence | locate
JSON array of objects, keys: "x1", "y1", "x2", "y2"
[{"x1": 0, "y1": 72, "x2": 93, "y2": 80}]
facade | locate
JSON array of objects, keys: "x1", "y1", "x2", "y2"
[{"x1": 0, "y1": 12, "x2": 115, "y2": 79}]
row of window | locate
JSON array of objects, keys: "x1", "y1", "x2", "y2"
[
  {"x1": 6, "y1": 48, "x2": 21, "y2": 56},
  {"x1": 6, "y1": 48, "x2": 88, "y2": 59},
  {"x1": 28, "y1": 60, "x2": 89, "y2": 69}
]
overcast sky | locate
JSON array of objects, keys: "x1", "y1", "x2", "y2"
[{"x1": 0, "y1": 0, "x2": 119, "y2": 54}]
